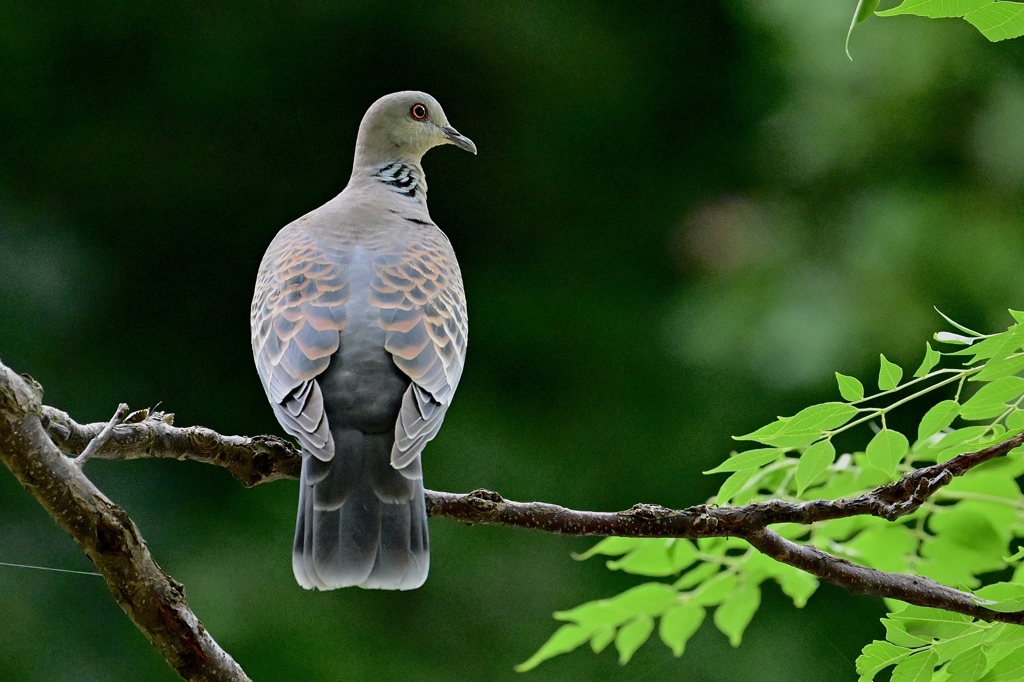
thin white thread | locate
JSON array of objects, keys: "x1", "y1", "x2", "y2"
[{"x1": 0, "y1": 561, "x2": 102, "y2": 577}]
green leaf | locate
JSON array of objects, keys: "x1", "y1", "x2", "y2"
[
  {"x1": 917, "y1": 400, "x2": 961, "y2": 442},
  {"x1": 774, "y1": 566, "x2": 819, "y2": 607},
  {"x1": 936, "y1": 331, "x2": 978, "y2": 345},
  {"x1": 876, "y1": 0, "x2": 993, "y2": 18},
  {"x1": 713, "y1": 583, "x2": 760, "y2": 647},
  {"x1": 554, "y1": 583, "x2": 677, "y2": 629},
  {"x1": 883, "y1": 618, "x2": 929, "y2": 648},
  {"x1": 735, "y1": 403, "x2": 859, "y2": 448},
  {"x1": 935, "y1": 309, "x2": 984, "y2": 336},
  {"x1": 980, "y1": 647, "x2": 1024, "y2": 681},
  {"x1": 974, "y1": 582, "x2": 1024, "y2": 613},
  {"x1": 957, "y1": 324, "x2": 1024, "y2": 366},
  {"x1": 866, "y1": 428, "x2": 909, "y2": 478},
  {"x1": 675, "y1": 561, "x2": 720, "y2": 590},
  {"x1": 893, "y1": 606, "x2": 974, "y2": 640},
  {"x1": 917, "y1": 425, "x2": 990, "y2": 462},
  {"x1": 984, "y1": 624, "x2": 1024, "y2": 669},
  {"x1": 856, "y1": 640, "x2": 911, "y2": 681},
  {"x1": 933, "y1": 625, "x2": 985, "y2": 662},
  {"x1": 658, "y1": 603, "x2": 705, "y2": 657},
  {"x1": 516, "y1": 624, "x2": 593, "y2": 671},
  {"x1": 795, "y1": 439, "x2": 836, "y2": 495},
  {"x1": 837, "y1": 372, "x2": 866, "y2": 401},
  {"x1": 890, "y1": 649, "x2": 937, "y2": 682},
  {"x1": 692, "y1": 572, "x2": 739, "y2": 607},
  {"x1": 574, "y1": 536, "x2": 645, "y2": 560},
  {"x1": 974, "y1": 354, "x2": 1024, "y2": 382},
  {"x1": 589, "y1": 626, "x2": 615, "y2": 654},
  {"x1": 605, "y1": 583, "x2": 678, "y2": 618},
  {"x1": 879, "y1": 354, "x2": 904, "y2": 391},
  {"x1": 965, "y1": 2, "x2": 1024, "y2": 42},
  {"x1": 607, "y1": 539, "x2": 696, "y2": 577},
  {"x1": 788, "y1": 402, "x2": 860, "y2": 431},
  {"x1": 704, "y1": 448, "x2": 786, "y2": 474},
  {"x1": 615, "y1": 615, "x2": 654, "y2": 665},
  {"x1": 846, "y1": 0, "x2": 882, "y2": 59},
  {"x1": 714, "y1": 467, "x2": 760, "y2": 506},
  {"x1": 915, "y1": 342, "x2": 942, "y2": 378},
  {"x1": 1008, "y1": 408, "x2": 1024, "y2": 432},
  {"x1": 960, "y1": 376, "x2": 1024, "y2": 420},
  {"x1": 847, "y1": 525, "x2": 918, "y2": 573},
  {"x1": 945, "y1": 642, "x2": 987, "y2": 681}
]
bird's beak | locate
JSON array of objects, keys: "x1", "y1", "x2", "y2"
[{"x1": 441, "y1": 125, "x2": 477, "y2": 155}]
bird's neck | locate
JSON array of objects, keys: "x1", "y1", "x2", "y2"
[{"x1": 349, "y1": 155, "x2": 428, "y2": 204}]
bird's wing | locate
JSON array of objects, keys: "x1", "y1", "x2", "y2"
[
  {"x1": 251, "y1": 221, "x2": 350, "y2": 463},
  {"x1": 372, "y1": 229, "x2": 468, "y2": 471}
]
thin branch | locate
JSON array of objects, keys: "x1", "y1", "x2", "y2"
[
  {"x1": 743, "y1": 528, "x2": 1024, "y2": 625},
  {"x1": 0, "y1": 363, "x2": 251, "y2": 682},
  {"x1": 37, "y1": 388, "x2": 1024, "y2": 625},
  {"x1": 42, "y1": 405, "x2": 301, "y2": 486},
  {"x1": 75, "y1": 402, "x2": 129, "y2": 465}
]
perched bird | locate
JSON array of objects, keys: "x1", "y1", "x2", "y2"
[{"x1": 251, "y1": 92, "x2": 474, "y2": 590}]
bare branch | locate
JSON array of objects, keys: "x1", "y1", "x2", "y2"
[
  {"x1": 0, "y1": 363, "x2": 251, "y2": 682},
  {"x1": 743, "y1": 528, "x2": 1024, "y2": 625},
  {"x1": 43, "y1": 405, "x2": 300, "y2": 486}
]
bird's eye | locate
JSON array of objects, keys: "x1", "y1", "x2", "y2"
[{"x1": 410, "y1": 103, "x2": 428, "y2": 120}]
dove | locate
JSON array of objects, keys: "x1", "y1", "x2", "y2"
[{"x1": 251, "y1": 91, "x2": 474, "y2": 589}]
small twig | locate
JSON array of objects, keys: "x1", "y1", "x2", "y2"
[
  {"x1": 43, "y1": 405, "x2": 301, "y2": 486},
  {"x1": 74, "y1": 403, "x2": 129, "y2": 466}
]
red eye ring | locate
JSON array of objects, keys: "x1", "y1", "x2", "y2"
[{"x1": 410, "y1": 103, "x2": 428, "y2": 120}]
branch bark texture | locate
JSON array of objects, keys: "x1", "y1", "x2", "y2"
[{"x1": 0, "y1": 363, "x2": 251, "y2": 682}]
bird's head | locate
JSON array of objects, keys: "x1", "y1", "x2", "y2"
[{"x1": 355, "y1": 91, "x2": 476, "y2": 166}]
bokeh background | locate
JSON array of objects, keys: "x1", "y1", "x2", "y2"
[{"x1": 2, "y1": 2, "x2": 1024, "y2": 680}]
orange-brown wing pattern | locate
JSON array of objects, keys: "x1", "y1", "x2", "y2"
[
  {"x1": 251, "y1": 223, "x2": 350, "y2": 462},
  {"x1": 372, "y1": 230, "x2": 468, "y2": 470}
]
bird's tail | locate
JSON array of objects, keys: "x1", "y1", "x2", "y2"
[{"x1": 292, "y1": 427, "x2": 429, "y2": 590}]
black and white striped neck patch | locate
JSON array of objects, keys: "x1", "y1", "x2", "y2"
[{"x1": 373, "y1": 162, "x2": 421, "y2": 198}]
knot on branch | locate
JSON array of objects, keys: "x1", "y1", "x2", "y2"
[
  {"x1": 873, "y1": 467, "x2": 956, "y2": 520},
  {"x1": 619, "y1": 503, "x2": 678, "y2": 520},
  {"x1": 249, "y1": 435, "x2": 300, "y2": 459},
  {"x1": 466, "y1": 488, "x2": 505, "y2": 509}
]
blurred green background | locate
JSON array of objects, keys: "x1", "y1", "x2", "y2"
[{"x1": 2, "y1": 2, "x2": 1024, "y2": 680}]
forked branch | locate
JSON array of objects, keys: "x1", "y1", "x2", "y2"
[{"x1": 2, "y1": 356, "x2": 1024, "y2": 682}]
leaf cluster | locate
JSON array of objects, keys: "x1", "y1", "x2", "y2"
[
  {"x1": 522, "y1": 311, "x2": 1024, "y2": 677},
  {"x1": 848, "y1": 0, "x2": 1024, "y2": 60}
]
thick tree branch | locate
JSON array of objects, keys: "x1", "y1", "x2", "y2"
[{"x1": 0, "y1": 363, "x2": 251, "y2": 682}]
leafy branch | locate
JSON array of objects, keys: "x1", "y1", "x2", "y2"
[{"x1": 522, "y1": 311, "x2": 1024, "y2": 680}]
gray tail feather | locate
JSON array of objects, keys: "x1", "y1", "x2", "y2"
[{"x1": 292, "y1": 428, "x2": 429, "y2": 590}]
